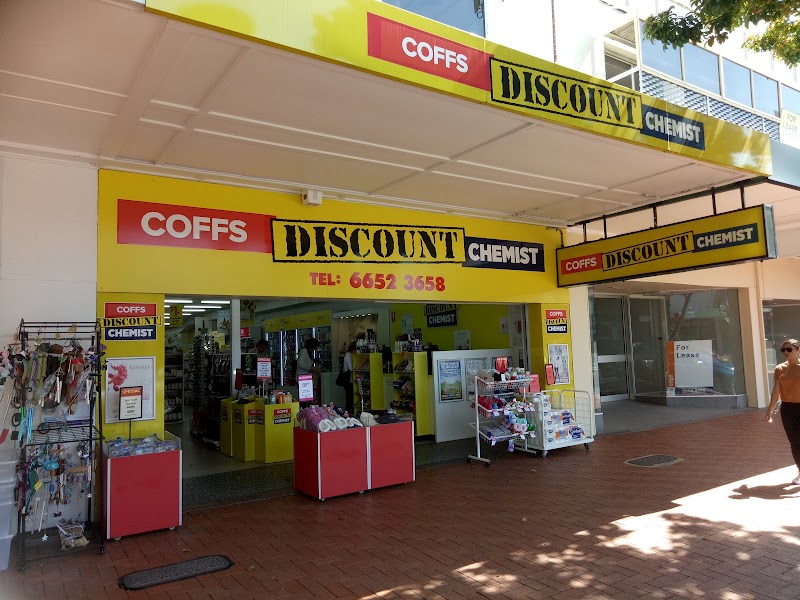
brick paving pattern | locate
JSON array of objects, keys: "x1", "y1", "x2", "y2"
[{"x1": 3, "y1": 410, "x2": 800, "y2": 599}]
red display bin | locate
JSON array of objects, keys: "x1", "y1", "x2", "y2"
[
  {"x1": 369, "y1": 420, "x2": 415, "y2": 489},
  {"x1": 294, "y1": 422, "x2": 415, "y2": 500},
  {"x1": 294, "y1": 427, "x2": 368, "y2": 500},
  {"x1": 105, "y1": 447, "x2": 182, "y2": 539}
]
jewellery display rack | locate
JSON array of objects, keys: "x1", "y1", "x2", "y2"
[
  {"x1": 468, "y1": 376, "x2": 538, "y2": 466},
  {"x1": 182, "y1": 349, "x2": 194, "y2": 409},
  {"x1": 13, "y1": 320, "x2": 104, "y2": 570},
  {"x1": 164, "y1": 350, "x2": 183, "y2": 423},
  {"x1": 314, "y1": 326, "x2": 333, "y2": 373}
]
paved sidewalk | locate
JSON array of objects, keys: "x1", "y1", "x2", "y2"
[{"x1": 3, "y1": 410, "x2": 800, "y2": 600}]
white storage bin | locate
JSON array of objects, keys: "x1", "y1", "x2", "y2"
[
  {"x1": 0, "y1": 533, "x2": 12, "y2": 571},
  {"x1": 0, "y1": 460, "x2": 15, "y2": 482},
  {"x1": 0, "y1": 501, "x2": 15, "y2": 537},
  {"x1": 0, "y1": 482, "x2": 14, "y2": 505}
]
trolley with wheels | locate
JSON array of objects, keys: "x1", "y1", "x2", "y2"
[{"x1": 520, "y1": 389, "x2": 594, "y2": 457}]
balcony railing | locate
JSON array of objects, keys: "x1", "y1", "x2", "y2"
[{"x1": 639, "y1": 70, "x2": 780, "y2": 140}]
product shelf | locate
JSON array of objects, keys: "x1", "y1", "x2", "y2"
[{"x1": 468, "y1": 375, "x2": 539, "y2": 465}]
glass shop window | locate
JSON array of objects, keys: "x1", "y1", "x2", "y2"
[
  {"x1": 683, "y1": 44, "x2": 720, "y2": 94},
  {"x1": 753, "y1": 72, "x2": 779, "y2": 117},
  {"x1": 782, "y1": 84, "x2": 800, "y2": 115},
  {"x1": 723, "y1": 59, "x2": 752, "y2": 107},
  {"x1": 383, "y1": 0, "x2": 485, "y2": 37},
  {"x1": 640, "y1": 22, "x2": 682, "y2": 80}
]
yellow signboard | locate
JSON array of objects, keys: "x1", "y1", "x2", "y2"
[
  {"x1": 168, "y1": 304, "x2": 183, "y2": 327},
  {"x1": 145, "y1": 0, "x2": 771, "y2": 175},
  {"x1": 556, "y1": 206, "x2": 777, "y2": 287},
  {"x1": 98, "y1": 170, "x2": 567, "y2": 305}
]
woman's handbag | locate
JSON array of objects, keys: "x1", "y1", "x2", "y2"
[{"x1": 336, "y1": 369, "x2": 350, "y2": 387}]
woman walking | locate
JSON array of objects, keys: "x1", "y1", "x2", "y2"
[{"x1": 766, "y1": 338, "x2": 800, "y2": 484}]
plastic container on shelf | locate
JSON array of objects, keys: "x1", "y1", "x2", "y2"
[
  {"x1": 0, "y1": 533, "x2": 12, "y2": 571},
  {"x1": 0, "y1": 500, "x2": 15, "y2": 536},
  {"x1": 0, "y1": 482, "x2": 14, "y2": 505},
  {"x1": 0, "y1": 458, "x2": 16, "y2": 484}
]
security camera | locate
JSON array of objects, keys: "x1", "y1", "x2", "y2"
[{"x1": 301, "y1": 189, "x2": 323, "y2": 206}]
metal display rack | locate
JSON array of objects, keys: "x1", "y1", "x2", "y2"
[
  {"x1": 164, "y1": 351, "x2": 183, "y2": 423},
  {"x1": 519, "y1": 389, "x2": 594, "y2": 457},
  {"x1": 12, "y1": 320, "x2": 105, "y2": 569},
  {"x1": 468, "y1": 376, "x2": 538, "y2": 465},
  {"x1": 468, "y1": 378, "x2": 595, "y2": 464}
]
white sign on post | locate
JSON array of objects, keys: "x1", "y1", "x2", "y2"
[
  {"x1": 298, "y1": 374, "x2": 314, "y2": 401},
  {"x1": 257, "y1": 357, "x2": 272, "y2": 381}
]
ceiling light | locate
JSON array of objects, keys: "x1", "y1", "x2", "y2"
[
  {"x1": 197, "y1": 305, "x2": 223, "y2": 309},
  {"x1": 201, "y1": 300, "x2": 231, "y2": 304},
  {"x1": 165, "y1": 298, "x2": 193, "y2": 304},
  {"x1": 183, "y1": 308, "x2": 206, "y2": 313}
]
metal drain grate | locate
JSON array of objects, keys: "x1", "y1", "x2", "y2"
[
  {"x1": 118, "y1": 555, "x2": 233, "y2": 590},
  {"x1": 624, "y1": 454, "x2": 682, "y2": 468}
]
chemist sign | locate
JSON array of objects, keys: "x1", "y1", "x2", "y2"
[
  {"x1": 557, "y1": 205, "x2": 777, "y2": 286},
  {"x1": 545, "y1": 309, "x2": 569, "y2": 334},
  {"x1": 103, "y1": 303, "x2": 161, "y2": 341}
]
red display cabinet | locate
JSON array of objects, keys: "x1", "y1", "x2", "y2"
[
  {"x1": 294, "y1": 427, "x2": 368, "y2": 500},
  {"x1": 369, "y1": 420, "x2": 415, "y2": 489},
  {"x1": 105, "y1": 443, "x2": 182, "y2": 539},
  {"x1": 293, "y1": 421, "x2": 415, "y2": 500}
]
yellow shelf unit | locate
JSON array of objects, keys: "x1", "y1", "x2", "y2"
[
  {"x1": 391, "y1": 352, "x2": 432, "y2": 436},
  {"x1": 352, "y1": 353, "x2": 384, "y2": 413}
]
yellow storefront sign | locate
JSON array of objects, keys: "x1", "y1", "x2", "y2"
[
  {"x1": 556, "y1": 206, "x2": 777, "y2": 287},
  {"x1": 272, "y1": 219, "x2": 465, "y2": 264},
  {"x1": 490, "y1": 59, "x2": 642, "y2": 129},
  {"x1": 145, "y1": 0, "x2": 771, "y2": 175},
  {"x1": 98, "y1": 170, "x2": 566, "y2": 305}
]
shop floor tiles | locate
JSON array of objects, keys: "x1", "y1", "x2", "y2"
[{"x1": 5, "y1": 409, "x2": 800, "y2": 599}]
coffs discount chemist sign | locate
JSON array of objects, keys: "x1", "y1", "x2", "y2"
[
  {"x1": 556, "y1": 206, "x2": 777, "y2": 287},
  {"x1": 99, "y1": 171, "x2": 563, "y2": 304},
  {"x1": 145, "y1": 0, "x2": 771, "y2": 175}
]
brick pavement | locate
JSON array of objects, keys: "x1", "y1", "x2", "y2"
[{"x1": 3, "y1": 410, "x2": 800, "y2": 600}]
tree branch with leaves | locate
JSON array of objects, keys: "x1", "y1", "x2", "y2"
[{"x1": 642, "y1": 1, "x2": 800, "y2": 66}]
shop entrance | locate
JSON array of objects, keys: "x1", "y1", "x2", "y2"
[
  {"x1": 162, "y1": 297, "x2": 533, "y2": 494},
  {"x1": 595, "y1": 296, "x2": 668, "y2": 402},
  {"x1": 595, "y1": 297, "x2": 630, "y2": 402},
  {"x1": 593, "y1": 287, "x2": 748, "y2": 422}
]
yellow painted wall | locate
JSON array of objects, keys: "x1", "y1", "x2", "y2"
[
  {"x1": 529, "y1": 303, "x2": 573, "y2": 396},
  {"x1": 389, "y1": 304, "x2": 509, "y2": 349},
  {"x1": 97, "y1": 292, "x2": 165, "y2": 440}
]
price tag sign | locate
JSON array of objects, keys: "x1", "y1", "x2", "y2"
[
  {"x1": 298, "y1": 374, "x2": 314, "y2": 401},
  {"x1": 120, "y1": 386, "x2": 143, "y2": 420},
  {"x1": 257, "y1": 357, "x2": 272, "y2": 381},
  {"x1": 545, "y1": 364, "x2": 556, "y2": 386}
]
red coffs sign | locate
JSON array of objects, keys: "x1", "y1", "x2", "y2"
[
  {"x1": 117, "y1": 199, "x2": 274, "y2": 253},
  {"x1": 559, "y1": 253, "x2": 602, "y2": 275},
  {"x1": 545, "y1": 309, "x2": 567, "y2": 320},
  {"x1": 104, "y1": 303, "x2": 158, "y2": 318},
  {"x1": 367, "y1": 13, "x2": 491, "y2": 91}
]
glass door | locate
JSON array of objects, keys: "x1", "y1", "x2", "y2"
[
  {"x1": 629, "y1": 297, "x2": 666, "y2": 396},
  {"x1": 595, "y1": 296, "x2": 630, "y2": 402}
]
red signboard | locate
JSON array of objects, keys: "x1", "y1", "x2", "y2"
[
  {"x1": 117, "y1": 199, "x2": 274, "y2": 253},
  {"x1": 545, "y1": 309, "x2": 567, "y2": 320},
  {"x1": 367, "y1": 13, "x2": 491, "y2": 91},
  {"x1": 104, "y1": 302, "x2": 158, "y2": 318},
  {"x1": 559, "y1": 253, "x2": 603, "y2": 275},
  {"x1": 240, "y1": 327, "x2": 250, "y2": 338}
]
